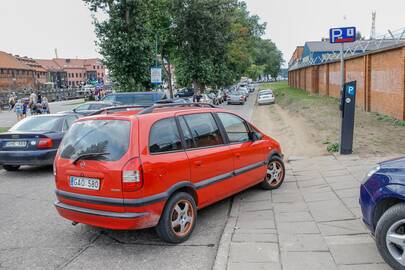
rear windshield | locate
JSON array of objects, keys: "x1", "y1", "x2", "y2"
[
  {"x1": 60, "y1": 120, "x2": 130, "y2": 161},
  {"x1": 10, "y1": 116, "x2": 61, "y2": 132},
  {"x1": 260, "y1": 91, "x2": 273, "y2": 95},
  {"x1": 104, "y1": 94, "x2": 157, "y2": 105}
]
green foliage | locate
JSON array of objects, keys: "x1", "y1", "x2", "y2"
[
  {"x1": 83, "y1": 0, "x2": 284, "y2": 90},
  {"x1": 327, "y1": 143, "x2": 340, "y2": 153}
]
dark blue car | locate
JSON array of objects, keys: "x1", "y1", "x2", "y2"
[
  {"x1": 102, "y1": 92, "x2": 166, "y2": 106},
  {"x1": 360, "y1": 156, "x2": 405, "y2": 269},
  {"x1": 0, "y1": 114, "x2": 79, "y2": 171}
]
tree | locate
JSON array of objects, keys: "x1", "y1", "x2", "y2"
[
  {"x1": 170, "y1": 0, "x2": 237, "y2": 92},
  {"x1": 252, "y1": 38, "x2": 283, "y2": 80},
  {"x1": 84, "y1": 0, "x2": 155, "y2": 91}
]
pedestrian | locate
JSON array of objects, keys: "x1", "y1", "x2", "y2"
[
  {"x1": 8, "y1": 94, "x2": 16, "y2": 111},
  {"x1": 37, "y1": 93, "x2": 42, "y2": 104},
  {"x1": 22, "y1": 100, "x2": 28, "y2": 118},
  {"x1": 29, "y1": 92, "x2": 37, "y2": 104},
  {"x1": 14, "y1": 99, "x2": 23, "y2": 121},
  {"x1": 41, "y1": 97, "x2": 50, "y2": 114}
]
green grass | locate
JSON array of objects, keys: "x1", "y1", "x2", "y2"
[
  {"x1": 0, "y1": 127, "x2": 9, "y2": 133},
  {"x1": 373, "y1": 113, "x2": 405, "y2": 127}
]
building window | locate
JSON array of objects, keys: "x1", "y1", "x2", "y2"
[
  {"x1": 79, "y1": 73, "x2": 82, "y2": 78},
  {"x1": 93, "y1": 65, "x2": 95, "y2": 69},
  {"x1": 0, "y1": 69, "x2": 3, "y2": 74},
  {"x1": 101, "y1": 73, "x2": 104, "y2": 77},
  {"x1": 97, "y1": 66, "x2": 99, "y2": 69},
  {"x1": 75, "y1": 73, "x2": 78, "y2": 78}
]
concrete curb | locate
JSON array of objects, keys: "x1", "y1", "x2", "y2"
[{"x1": 212, "y1": 196, "x2": 241, "y2": 270}]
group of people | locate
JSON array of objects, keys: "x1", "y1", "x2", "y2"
[{"x1": 9, "y1": 92, "x2": 50, "y2": 121}]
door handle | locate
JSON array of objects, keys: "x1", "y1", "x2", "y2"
[
  {"x1": 194, "y1": 160, "x2": 203, "y2": 166},
  {"x1": 235, "y1": 153, "x2": 241, "y2": 158}
]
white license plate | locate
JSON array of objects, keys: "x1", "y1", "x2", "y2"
[
  {"x1": 69, "y1": 176, "x2": 100, "y2": 190},
  {"x1": 5, "y1": 141, "x2": 27, "y2": 148}
]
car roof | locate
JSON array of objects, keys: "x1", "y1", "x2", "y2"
[
  {"x1": 76, "y1": 104, "x2": 232, "y2": 122},
  {"x1": 107, "y1": 92, "x2": 162, "y2": 96},
  {"x1": 30, "y1": 113, "x2": 70, "y2": 118}
]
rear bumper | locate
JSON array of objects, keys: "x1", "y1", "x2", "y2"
[
  {"x1": 54, "y1": 201, "x2": 152, "y2": 230},
  {"x1": 258, "y1": 99, "x2": 275, "y2": 104},
  {"x1": 0, "y1": 149, "x2": 56, "y2": 166}
]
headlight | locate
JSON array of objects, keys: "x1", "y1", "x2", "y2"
[
  {"x1": 362, "y1": 165, "x2": 380, "y2": 183},
  {"x1": 367, "y1": 165, "x2": 380, "y2": 177}
]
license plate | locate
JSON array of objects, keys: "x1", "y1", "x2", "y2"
[
  {"x1": 69, "y1": 176, "x2": 100, "y2": 190},
  {"x1": 4, "y1": 141, "x2": 27, "y2": 148}
]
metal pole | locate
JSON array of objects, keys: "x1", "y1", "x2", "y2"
[
  {"x1": 340, "y1": 43, "x2": 344, "y2": 93},
  {"x1": 155, "y1": 32, "x2": 158, "y2": 68}
]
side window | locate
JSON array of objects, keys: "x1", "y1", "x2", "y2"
[
  {"x1": 149, "y1": 118, "x2": 182, "y2": 153},
  {"x1": 184, "y1": 113, "x2": 223, "y2": 148},
  {"x1": 217, "y1": 113, "x2": 250, "y2": 143},
  {"x1": 75, "y1": 104, "x2": 91, "y2": 111},
  {"x1": 178, "y1": 116, "x2": 194, "y2": 149}
]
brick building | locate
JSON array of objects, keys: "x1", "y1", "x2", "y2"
[{"x1": 0, "y1": 51, "x2": 36, "y2": 91}]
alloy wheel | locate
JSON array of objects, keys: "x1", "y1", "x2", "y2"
[
  {"x1": 266, "y1": 160, "x2": 284, "y2": 187},
  {"x1": 170, "y1": 199, "x2": 195, "y2": 237},
  {"x1": 386, "y1": 219, "x2": 405, "y2": 266}
]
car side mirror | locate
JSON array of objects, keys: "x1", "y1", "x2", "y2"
[
  {"x1": 72, "y1": 108, "x2": 76, "y2": 112},
  {"x1": 249, "y1": 131, "x2": 262, "y2": 141}
]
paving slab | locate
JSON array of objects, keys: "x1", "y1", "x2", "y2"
[
  {"x1": 307, "y1": 200, "x2": 354, "y2": 222},
  {"x1": 275, "y1": 211, "x2": 313, "y2": 223},
  {"x1": 318, "y1": 219, "x2": 367, "y2": 236},
  {"x1": 279, "y1": 233, "x2": 329, "y2": 252},
  {"x1": 228, "y1": 262, "x2": 282, "y2": 270},
  {"x1": 281, "y1": 251, "x2": 338, "y2": 270},
  {"x1": 277, "y1": 221, "x2": 320, "y2": 234},
  {"x1": 229, "y1": 242, "x2": 279, "y2": 263}
]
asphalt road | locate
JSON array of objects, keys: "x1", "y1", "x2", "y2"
[{"x1": 0, "y1": 92, "x2": 257, "y2": 270}]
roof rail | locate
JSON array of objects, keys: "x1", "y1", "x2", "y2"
[
  {"x1": 138, "y1": 103, "x2": 217, "y2": 115},
  {"x1": 89, "y1": 105, "x2": 149, "y2": 116}
]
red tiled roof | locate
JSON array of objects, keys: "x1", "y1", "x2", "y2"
[
  {"x1": 35, "y1": 59, "x2": 63, "y2": 71},
  {"x1": 0, "y1": 51, "x2": 32, "y2": 70}
]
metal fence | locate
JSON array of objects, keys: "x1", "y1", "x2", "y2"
[
  {"x1": 0, "y1": 88, "x2": 86, "y2": 110},
  {"x1": 289, "y1": 27, "x2": 405, "y2": 71}
]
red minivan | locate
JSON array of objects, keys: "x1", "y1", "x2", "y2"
[{"x1": 54, "y1": 104, "x2": 285, "y2": 243}]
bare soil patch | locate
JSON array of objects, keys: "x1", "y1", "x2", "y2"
[{"x1": 252, "y1": 82, "x2": 405, "y2": 157}]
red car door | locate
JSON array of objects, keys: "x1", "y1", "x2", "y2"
[
  {"x1": 177, "y1": 112, "x2": 235, "y2": 208},
  {"x1": 216, "y1": 112, "x2": 267, "y2": 191}
]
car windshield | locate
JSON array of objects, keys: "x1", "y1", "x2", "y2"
[
  {"x1": 10, "y1": 116, "x2": 61, "y2": 132},
  {"x1": 60, "y1": 120, "x2": 130, "y2": 162}
]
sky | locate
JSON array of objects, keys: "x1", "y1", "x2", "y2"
[{"x1": 1, "y1": 0, "x2": 404, "y2": 65}]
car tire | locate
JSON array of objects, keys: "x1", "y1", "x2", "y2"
[
  {"x1": 375, "y1": 203, "x2": 405, "y2": 270},
  {"x1": 3, "y1": 165, "x2": 20, "y2": 171},
  {"x1": 260, "y1": 156, "x2": 285, "y2": 190},
  {"x1": 156, "y1": 192, "x2": 197, "y2": 244}
]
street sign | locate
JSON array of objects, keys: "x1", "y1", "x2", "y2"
[
  {"x1": 151, "y1": 67, "x2": 162, "y2": 84},
  {"x1": 329, "y1": 27, "x2": 356, "y2": 43},
  {"x1": 340, "y1": 81, "x2": 357, "y2": 155}
]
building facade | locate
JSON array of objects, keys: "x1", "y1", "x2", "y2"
[{"x1": 0, "y1": 51, "x2": 36, "y2": 91}]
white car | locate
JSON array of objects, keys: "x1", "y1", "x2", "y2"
[{"x1": 257, "y1": 89, "x2": 275, "y2": 105}]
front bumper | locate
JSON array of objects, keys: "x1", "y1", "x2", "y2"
[
  {"x1": 0, "y1": 149, "x2": 56, "y2": 166},
  {"x1": 54, "y1": 201, "x2": 152, "y2": 230},
  {"x1": 359, "y1": 184, "x2": 376, "y2": 233}
]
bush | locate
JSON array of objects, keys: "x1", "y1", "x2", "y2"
[{"x1": 327, "y1": 143, "x2": 340, "y2": 153}]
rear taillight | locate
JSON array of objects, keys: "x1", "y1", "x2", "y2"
[
  {"x1": 240, "y1": 96, "x2": 244, "y2": 100},
  {"x1": 37, "y1": 138, "x2": 53, "y2": 149},
  {"x1": 122, "y1": 158, "x2": 143, "y2": 192}
]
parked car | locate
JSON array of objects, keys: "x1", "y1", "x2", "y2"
[
  {"x1": 238, "y1": 87, "x2": 249, "y2": 97},
  {"x1": 0, "y1": 114, "x2": 79, "y2": 171},
  {"x1": 54, "y1": 103, "x2": 284, "y2": 243},
  {"x1": 257, "y1": 89, "x2": 275, "y2": 105},
  {"x1": 70, "y1": 101, "x2": 117, "y2": 116},
  {"x1": 360, "y1": 157, "x2": 405, "y2": 269},
  {"x1": 207, "y1": 90, "x2": 224, "y2": 105},
  {"x1": 175, "y1": 88, "x2": 194, "y2": 98},
  {"x1": 227, "y1": 91, "x2": 246, "y2": 105},
  {"x1": 103, "y1": 92, "x2": 166, "y2": 106}
]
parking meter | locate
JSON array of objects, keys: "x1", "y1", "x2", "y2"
[{"x1": 340, "y1": 81, "x2": 356, "y2": 155}]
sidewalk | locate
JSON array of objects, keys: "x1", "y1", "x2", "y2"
[{"x1": 214, "y1": 155, "x2": 398, "y2": 270}]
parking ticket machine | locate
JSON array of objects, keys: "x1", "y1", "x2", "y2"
[{"x1": 340, "y1": 81, "x2": 356, "y2": 154}]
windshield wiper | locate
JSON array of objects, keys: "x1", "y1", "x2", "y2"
[{"x1": 72, "y1": 152, "x2": 110, "y2": 164}]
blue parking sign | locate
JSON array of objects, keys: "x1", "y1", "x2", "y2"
[{"x1": 329, "y1": 27, "x2": 356, "y2": 43}]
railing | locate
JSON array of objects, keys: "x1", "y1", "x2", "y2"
[{"x1": 289, "y1": 27, "x2": 405, "y2": 71}]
